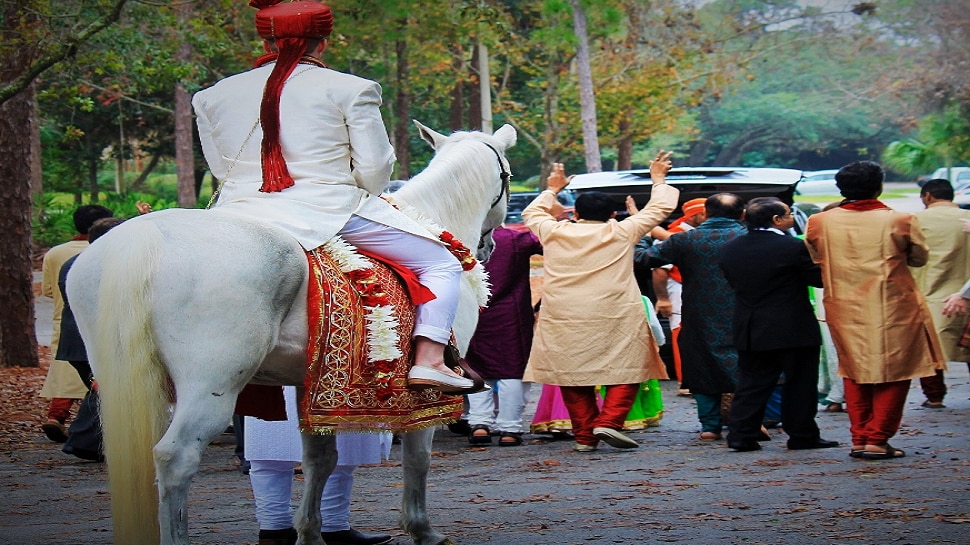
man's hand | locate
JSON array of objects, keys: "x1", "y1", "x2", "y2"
[
  {"x1": 942, "y1": 292, "x2": 969, "y2": 317},
  {"x1": 649, "y1": 150, "x2": 673, "y2": 185},
  {"x1": 625, "y1": 195, "x2": 639, "y2": 215},
  {"x1": 546, "y1": 162, "x2": 571, "y2": 194}
]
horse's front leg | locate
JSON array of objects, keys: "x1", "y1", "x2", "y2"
[
  {"x1": 401, "y1": 427, "x2": 452, "y2": 545},
  {"x1": 295, "y1": 431, "x2": 337, "y2": 545}
]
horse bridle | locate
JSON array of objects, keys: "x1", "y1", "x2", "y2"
[
  {"x1": 477, "y1": 141, "x2": 512, "y2": 253},
  {"x1": 482, "y1": 142, "x2": 512, "y2": 208}
]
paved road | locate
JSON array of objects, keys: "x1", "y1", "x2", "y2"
[{"x1": 3, "y1": 368, "x2": 968, "y2": 545}]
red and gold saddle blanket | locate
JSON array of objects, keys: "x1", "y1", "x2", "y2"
[
  {"x1": 299, "y1": 240, "x2": 462, "y2": 434},
  {"x1": 236, "y1": 237, "x2": 463, "y2": 434}
]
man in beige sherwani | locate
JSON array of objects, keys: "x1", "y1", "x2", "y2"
[
  {"x1": 523, "y1": 152, "x2": 678, "y2": 452},
  {"x1": 39, "y1": 204, "x2": 115, "y2": 442},
  {"x1": 910, "y1": 179, "x2": 970, "y2": 408},
  {"x1": 805, "y1": 161, "x2": 945, "y2": 460}
]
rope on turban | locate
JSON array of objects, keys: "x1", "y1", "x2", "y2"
[{"x1": 250, "y1": 0, "x2": 334, "y2": 193}]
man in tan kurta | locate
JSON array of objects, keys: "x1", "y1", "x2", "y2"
[
  {"x1": 523, "y1": 152, "x2": 678, "y2": 452},
  {"x1": 39, "y1": 205, "x2": 115, "y2": 442},
  {"x1": 910, "y1": 179, "x2": 970, "y2": 407},
  {"x1": 805, "y1": 161, "x2": 945, "y2": 460}
]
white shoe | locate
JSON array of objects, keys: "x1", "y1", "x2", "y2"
[
  {"x1": 593, "y1": 427, "x2": 639, "y2": 449},
  {"x1": 406, "y1": 366, "x2": 476, "y2": 393}
]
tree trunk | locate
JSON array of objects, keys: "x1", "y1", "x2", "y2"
[
  {"x1": 539, "y1": 58, "x2": 564, "y2": 187},
  {"x1": 174, "y1": 3, "x2": 195, "y2": 207},
  {"x1": 128, "y1": 150, "x2": 163, "y2": 192},
  {"x1": 393, "y1": 33, "x2": 410, "y2": 178},
  {"x1": 175, "y1": 82, "x2": 195, "y2": 206},
  {"x1": 87, "y1": 149, "x2": 100, "y2": 202},
  {"x1": 0, "y1": 2, "x2": 39, "y2": 367},
  {"x1": 569, "y1": 0, "x2": 602, "y2": 173},
  {"x1": 450, "y1": 43, "x2": 465, "y2": 132},
  {"x1": 616, "y1": 114, "x2": 633, "y2": 170}
]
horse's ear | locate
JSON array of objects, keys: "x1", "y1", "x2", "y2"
[
  {"x1": 493, "y1": 124, "x2": 517, "y2": 149},
  {"x1": 413, "y1": 120, "x2": 447, "y2": 150}
]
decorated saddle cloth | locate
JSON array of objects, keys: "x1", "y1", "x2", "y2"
[{"x1": 297, "y1": 237, "x2": 463, "y2": 434}]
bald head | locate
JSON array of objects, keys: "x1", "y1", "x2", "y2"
[{"x1": 704, "y1": 193, "x2": 745, "y2": 220}]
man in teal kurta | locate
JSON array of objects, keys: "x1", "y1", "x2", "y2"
[{"x1": 638, "y1": 194, "x2": 747, "y2": 439}]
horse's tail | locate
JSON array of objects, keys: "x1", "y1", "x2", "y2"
[{"x1": 87, "y1": 220, "x2": 169, "y2": 545}]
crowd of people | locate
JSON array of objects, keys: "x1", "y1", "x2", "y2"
[{"x1": 32, "y1": 1, "x2": 969, "y2": 544}]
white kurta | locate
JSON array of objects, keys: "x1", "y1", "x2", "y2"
[
  {"x1": 245, "y1": 387, "x2": 391, "y2": 465},
  {"x1": 193, "y1": 63, "x2": 436, "y2": 250}
]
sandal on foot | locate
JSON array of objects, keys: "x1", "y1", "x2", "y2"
[
  {"x1": 498, "y1": 432, "x2": 523, "y2": 447},
  {"x1": 860, "y1": 443, "x2": 906, "y2": 459},
  {"x1": 468, "y1": 424, "x2": 492, "y2": 445}
]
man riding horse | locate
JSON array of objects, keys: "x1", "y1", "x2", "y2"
[{"x1": 194, "y1": 0, "x2": 483, "y2": 395}]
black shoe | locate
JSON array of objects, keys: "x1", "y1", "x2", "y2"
[
  {"x1": 788, "y1": 438, "x2": 840, "y2": 450},
  {"x1": 447, "y1": 419, "x2": 471, "y2": 435},
  {"x1": 727, "y1": 440, "x2": 762, "y2": 452},
  {"x1": 62, "y1": 445, "x2": 105, "y2": 462},
  {"x1": 322, "y1": 527, "x2": 393, "y2": 545},
  {"x1": 258, "y1": 527, "x2": 297, "y2": 545}
]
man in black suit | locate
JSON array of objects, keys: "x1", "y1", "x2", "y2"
[{"x1": 718, "y1": 197, "x2": 838, "y2": 451}]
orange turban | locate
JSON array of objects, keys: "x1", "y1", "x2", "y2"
[
  {"x1": 681, "y1": 198, "x2": 706, "y2": 219},
  {"x1": 250, "y1": 1, "x2": 334, "y2": 193}
]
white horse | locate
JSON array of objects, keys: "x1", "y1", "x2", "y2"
[{"x1": 67, "y1": 121, "x2": 516, "y2": 545}]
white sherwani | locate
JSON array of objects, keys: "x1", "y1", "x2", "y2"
[{"x1": 193, "y1": 62, "x2": 435, "y2": 249}]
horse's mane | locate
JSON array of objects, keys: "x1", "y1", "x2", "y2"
[{"x1": 392, "y1": 131, "x2": 507, "y2": 242}]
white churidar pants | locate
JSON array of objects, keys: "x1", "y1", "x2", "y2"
[{"x1": 339, "y1": 215, "x2": 462, "y2": 344}]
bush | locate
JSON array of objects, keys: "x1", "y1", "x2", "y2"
[{"x1": 32, "y1": 192, "x2": 178, "y2": 249}]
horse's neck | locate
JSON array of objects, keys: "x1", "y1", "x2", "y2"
[{"x1": 395, "y1": 162, "x2": 487, "y2": 247}]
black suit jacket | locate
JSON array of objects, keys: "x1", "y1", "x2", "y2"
[
  {"x1": 718, "y1": 230, "x2": 822, "y2": 351},
  {"x1": 55, "y1": 255, "x2": 87, "y2": 363}
]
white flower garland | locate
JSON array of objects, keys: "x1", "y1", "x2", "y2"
[{"x1": 322, "y1": 237, "x2": 403, "y2": 364}]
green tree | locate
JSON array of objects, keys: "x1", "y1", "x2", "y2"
[{"x1": 882, "y1": 105, "x2": 970, "y2": 177}]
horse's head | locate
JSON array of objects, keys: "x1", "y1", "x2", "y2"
[{"x1": 413, "y1": 120, "x2": 517, "y2": 263}]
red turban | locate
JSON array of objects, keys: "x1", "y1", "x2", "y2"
[{"x1": 249, "y1": 1, "x2": 334, "y2": 193}]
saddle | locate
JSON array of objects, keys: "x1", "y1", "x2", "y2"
[{"x1": 237, "y1": 237, "x2": 471, "y2": 434}]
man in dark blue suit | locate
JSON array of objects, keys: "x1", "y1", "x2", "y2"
[{"x1": 718, "y1": 197, "x2": 838, "y2": 452}]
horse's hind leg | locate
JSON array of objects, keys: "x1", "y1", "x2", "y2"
[
  {"x1": 401, "y1": 427, "x2": 451, "y2": 545},
  {"x1": 293, "y1": 428, "x2": 337, "y2": 545},
  {"x1": 154, "y1": 386, "x2": 240, "y2": 545}
]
